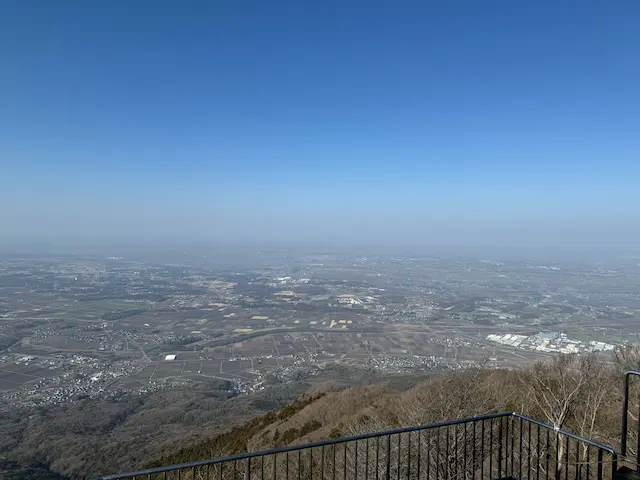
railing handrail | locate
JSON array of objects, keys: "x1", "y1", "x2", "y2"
[
  {"x1": 512, "y1": 412, "x2": 617, "y2": 454},
  {"x1": 95, "y1": 410, "x2": 616, "y2": 479}
]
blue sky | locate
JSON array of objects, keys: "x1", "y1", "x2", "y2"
[{"x1": 1, "y1": 1, "x2": 639, "y2": 248}]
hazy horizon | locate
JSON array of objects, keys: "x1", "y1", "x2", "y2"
[{"x1": 1, "y1": 234, "x2": 639, "y2": 262}]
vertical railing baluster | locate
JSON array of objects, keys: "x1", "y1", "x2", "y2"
[
  {"x1": 519, "y1": 417, "x2": 523, "y2": 480},
  {"x1": 498, "y1": 417, "x2": 503, "y2": 478},
  {"x1": 510, "y1": 417, "x2": 515, "y2": 477},
  {"x1": 454, "y1": 424, "x2": 458, "y2": 480},
  {"x1": 321, "y1": 446, "x2": 325, "y2": 480},
  {"x1": 555, "y1": 432, "x2": 560, "y2": 480},
  {"x1": 376, "y1": 436, "x2": 380, "y2": 480},
  {"x1": 528, "y1": 420, "x2": 532, "y2": 480},
  {"x1": 545, "y1": 428, "x2": 550, "y2": 480},
  {"x1": 446, "y1": 426, "x2": 450, "y2": 480},
  {"x1": 386, "y1": 435, "x2": 392, "y2": 480},
  {"x1": 574, "y1": 440, "x2": 579, "y2": 480},
  {"x1": 564, "y1": 436, "x2": 569, "y2": 480},
  {"x1": 436, "y1": 427, "x2": 440, "y2": 480},
  {"x1": 427, "y1": 429, "x2": 431, "y2": 480},
  {"x1": 407, "y1": 431, "x2": 411, "y2": 480},
  {"x1": 397, "y1": 434, "x2": 401, "y2": 480},
  {"x1": 355, "y1": 440, "x2": 359, "y2": 480},
  {"x1": 509, "y1": 416, "x2": 514, "y2": 477},
  {"x1": 586, "y1": 447, "x2": 590, "y2": 480},
  {"x1": 480, "y1": 420, "x2": 484, "y2": 480},
  {"x1": 344, "y1": 443, "x2": 347, "y2": 480},
  {"x1": 489, "y1": 420, "x2": 493, "y2": 480},
  {"x1": 385, "y1": 434, "x2": 391, "y2": 480},
  {"x1": 596, "y1": 450, "x2": 603, "y2": 480},
  {"x1": 453, "y1": 423, "x2": 460, "y2": 478},
  {"x1": 334, "y1": 444, "x2": 337, "y2": 480},
  {"x1": 536, "y1": 425, "x2": 540, "y2": 480},
  {"x1": 418, "y1": 431, "x2": 422, "y2": 480},
  {"x1": 464, "y1": 423, "x2": 467, "y2": 480},
  {"x1": 472, "y1": 421, "x2": 476, "y2": 480},
  {"x1": 505, "y1": 415, "x2": 510, "y2": 476},
  {"x1": 365, "y1": 439, "x2": 369, "y2": 480}
]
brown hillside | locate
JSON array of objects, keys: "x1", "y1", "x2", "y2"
[{"x1": 151, "y1": 352, "x2": 638, "y2": 470}]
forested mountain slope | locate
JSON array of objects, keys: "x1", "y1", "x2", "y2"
[
  {"x1": 4, "y1": 350, "x2": 638, "y2": 480},
  {"x1": 149, "y1": 352, "x2": 635, "y2": 474}
]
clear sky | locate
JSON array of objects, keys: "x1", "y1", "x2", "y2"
[{"x1": 1, "y1": 1, "x2": 639, "y2": 250}]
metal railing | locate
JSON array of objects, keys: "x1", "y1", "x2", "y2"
[
  {"x1": 621, "y1": 370, "x2": 640, "y2": 471},
  {"x1": 95, "y1": 412, "x2": 616, "y2": 480}
]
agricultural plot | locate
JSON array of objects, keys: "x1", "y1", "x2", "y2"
[
  {"x1": 0, "y1": 361, "x2": 60, "y2": 391},
  {"x1": 30, "y1": 335, "x2": 94, "y2": 351}
]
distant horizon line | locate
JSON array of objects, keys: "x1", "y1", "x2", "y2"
[{"x1": 0, "y1": 237, "x2": 638, "y2": 259}]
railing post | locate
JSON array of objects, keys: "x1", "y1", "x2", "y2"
[
  {"x1": 622, "y1": 372, "x2": 630, "y2": 456},
  {"x1": 637, "y1": 400, "x2": 640, "y2": 474}
]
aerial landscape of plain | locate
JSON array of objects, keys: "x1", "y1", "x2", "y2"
[{"x1": 3, "y1": 247, "x2": 640, "y2": 408}]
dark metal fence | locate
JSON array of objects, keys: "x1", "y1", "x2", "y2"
[
  {"x1": 95, "y1": 412, "x2": 616, "y2": 480},
  {"x1": 621, "y1": 370, "x2": 640, "y2": 472}
]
